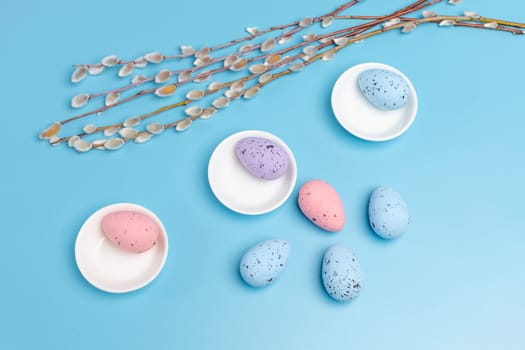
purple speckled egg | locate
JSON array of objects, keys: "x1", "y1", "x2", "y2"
[{"x1": 235, "y1": 137, "x2": 289, "y2": 180}]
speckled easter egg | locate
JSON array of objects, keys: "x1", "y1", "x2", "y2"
[
  {"x1": 298, "y1": 180, "x2": 345, "y2": 232},
  {"x1": 322, "y1": 245, "x2": 363, "y2": 302},
  {"x1": 240, "y1": 239, "x2": 290, "y2": 287},
  {"x1": 101, "y1": 211, "x2": 159, "y2": 253},
  {"x1": 358, "y1": 69, "x2": 410, "y2": 111},
  {"x1": 368, "y1": 187, "x2": 409, "y2": 239},
  {"x1": 235, "y1": 137, "x2": 289, "y2": 180}
]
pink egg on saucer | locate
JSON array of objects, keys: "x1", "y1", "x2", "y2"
[
  {"x1": 298, "y1": 180, "x2": 345, "y2": 232},
  {"x1": 101, "y1": 211, "x2": 159, "y2": 253}
]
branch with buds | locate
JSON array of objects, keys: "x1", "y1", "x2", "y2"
[{"x1": 39, "y1": 0, "x2": 525, "y2": 152}]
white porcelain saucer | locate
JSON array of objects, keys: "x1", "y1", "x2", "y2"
[
  {"x1": 208, "y1": 130, "x2": 297, "y2": 215},
  {"x1": 331, "y1": 62, "x2": 418, "y2": 141},
  {"x1": 75, "y1": 203, "x2": 169, "y2": 293}
]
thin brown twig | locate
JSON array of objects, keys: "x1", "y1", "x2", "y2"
[
  {"x1": 162, "y1": 13, "x2": 525, "y2": 132},
  {"x1": 45, "y1": 1, "x2": 525, "y2": 149},
  {"x1": 73, "y1": 0, "x2": 362, "y2": 69},
  {"x1": 63, "y1": 0, "x2": 436, "y2": 126},
  {"x1": 70, "y1": 0, "x2": 363, "y2": 115},
  {"x1": 479, "y1": 16, "x2": 525, "y2": 29},
  {"x1": 254, "y1": 0, "x2": 440, "y2": 63},
  {"x1": 454, "y1": 21, "x2": 524, "y2": 34}
]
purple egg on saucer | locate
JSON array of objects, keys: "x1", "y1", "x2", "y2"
[{"x1": 235, "y1": 137, "x2": 289, "y2": 180}]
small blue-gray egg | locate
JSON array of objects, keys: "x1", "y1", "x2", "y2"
[
  {"x1": 368, "y1": 186, "x2": 409, "y2": 239},
  {"x1": 322, "y1": 245, "x2": 363, "y2": 302},
  {"x1": 358, "y1": 69, "x2": 410, "y2": 111},
  {"x1": 240, "y1": 239, "x2": 290, "y2": 287}
]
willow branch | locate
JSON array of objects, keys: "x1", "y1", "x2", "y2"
[
  {"x1": 62, "y1": 0, "x2": 437, "y2": 127},
  {"x1": 73, "y1": 0, "x2": 362, "y2": 70},
  {"x1": 39, "y1": 1, "x2": 524, "y2": 149},
  {"x1": 73, "y1": 0, "x2": 363, "y2": 105}
]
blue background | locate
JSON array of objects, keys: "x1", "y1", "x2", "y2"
[{"x1": 1, "y1": 0, "x2": 524, "y2": 349}]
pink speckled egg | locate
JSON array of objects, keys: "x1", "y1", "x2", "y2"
[
  {"x1": 298, "y1": 180, "x2": 345, "y2": 232},
  {"x1": 101, "y1": 211, "x2": 159, "y2": 253}
]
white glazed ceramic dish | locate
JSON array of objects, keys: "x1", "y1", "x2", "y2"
[
  {"x1": 208, "y1": 130, "x2": 297, "y2": 215},
  {"x1": 75, "y1": 203, "x2": 169, "y2": 293},
  {"x1": 331, "y1": 62, "x2": 418, "y2": 141}
]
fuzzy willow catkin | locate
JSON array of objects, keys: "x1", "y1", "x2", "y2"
[{"x1": 38, "y1": 0, "x2": 525, "y2": 152}]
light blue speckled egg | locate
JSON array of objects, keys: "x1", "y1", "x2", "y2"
[
  {"x1": 368, "y1": 186, "x2": 409, "y2": 239},
  {"x1": 322, "y1": 245, "x2": 363, "y2": 302},
  {"x1": 358, "y1": 69, "x2": 410, "y2": 111},
  {"x1": 240, "y1": 239, "x2": 290, "y2": 287}
]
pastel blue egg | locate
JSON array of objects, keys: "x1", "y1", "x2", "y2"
[
  {"x1": 240, "y1": 239, "x2": 290, "y2": 287},
  {"x1": 358, "y1": 69, "x2": 410, "y2": 111},
  {"x1": 368, "y1": 187, "x2": 409, "y2": 239},
  {"x1": 322, "y1": 245, "x2": 363, "y2": 302}
]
